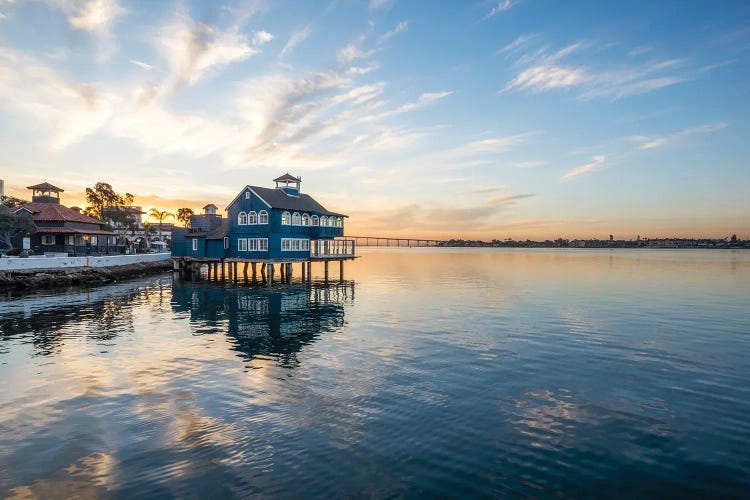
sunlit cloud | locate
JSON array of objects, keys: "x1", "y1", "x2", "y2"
[
  {"x1": 638, "y1": 122, "x2": 729, "y2": 150},
  {"x1": 562, "y1": 155, "x2": 608, "y2": 179},
  {"x1": 252, "y1": 30, "x2": 273, "y2": 45},
  {"x1": 482, "y1": 0, "x2": 518, "y2": 21},
  {"x1": 377, "y1": 20, "x2": 408, "y2": 45},
  {"x1": 129, "y1": 59, "x2": 153, "y2": 70},
  {"x1": 280, "y1": 25, "x2": 312, "y2": 57},
  {"x1": 514, "y1": 160, "x2": 548, "y2": 168}
]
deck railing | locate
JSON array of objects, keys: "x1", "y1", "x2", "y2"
[{"x1": 311, "y1": 239, "x2": 355, "y2": 258}]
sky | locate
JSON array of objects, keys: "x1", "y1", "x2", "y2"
[{"x1": 0, "y1": 0, "x2": 748, "y2": 240}]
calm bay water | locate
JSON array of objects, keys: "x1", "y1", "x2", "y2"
[{"x1": 1, "y1": 248, "x2": 749, "y2": 497}]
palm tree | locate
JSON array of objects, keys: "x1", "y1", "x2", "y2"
[{"x1": 148, "y1": 208, "x2": 174, "y2": 242}]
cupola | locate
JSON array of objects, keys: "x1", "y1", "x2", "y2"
[
  {"x1": 274, "y1": 173, "x2": 301, "y2": 197},
  {"x1": 27, "y1": 182, "x2": 63, "y2": 204}
]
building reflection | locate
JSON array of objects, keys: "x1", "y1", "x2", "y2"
[{"x1": 171, "y1": 281, "x2": 355, "y2": 367}]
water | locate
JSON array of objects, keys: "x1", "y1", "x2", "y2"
[{"x1": 1, "y1": 248, "x2": 749, "y2": 497}]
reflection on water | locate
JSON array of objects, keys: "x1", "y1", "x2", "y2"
[
  {"x1": 171, "y1": 280, "x2": 354, "y2": 367},
  {"x1": 0, "y1": 249, "x2": 749, "y2": 497}
]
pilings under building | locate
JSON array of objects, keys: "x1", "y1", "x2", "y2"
[{"x1": 173, "y1": 256, "x2": 354, "y2": 287}]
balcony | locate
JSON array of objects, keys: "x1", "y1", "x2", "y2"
[{"x1": 311, "y1": 239, "x2": 355, "y2": 259}]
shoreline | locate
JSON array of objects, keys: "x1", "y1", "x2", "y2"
[{"x1": 0, "y1": 259, "x2": 173, "y2": 295}]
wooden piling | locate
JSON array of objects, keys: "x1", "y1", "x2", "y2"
[
  {"x1": 307, "y1": 261, "x2": 312, "y2": 282},
  {"x1": 340, "y1": 259, "x2": 344, "y2": 282},
  {"x1": 324, "y1": 261, "x2": 329, "y2": 282}
]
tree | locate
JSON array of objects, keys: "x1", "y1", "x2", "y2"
[
  {"x1": 1, "y1": 195, "x2": 30, "y2": 209},
  {"x1": 0, "y1": 206, "x2": 37, "y2": 250},
  {"x1": 731, "y1": 234, "x2": 738, "y2": 245},
  {"x1": 148, "y1": 208, "x2": 174, "y2": 241},
  {"x1": 83, "y1": 182, "x2": 133, "y2": 221},
  {"x1": 176, "y1": 208, "x2": 194, "y2": 228}
]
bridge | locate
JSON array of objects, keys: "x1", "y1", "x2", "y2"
[{"x1": 347, "y1": 236, "x2": 447, "y2": 247}]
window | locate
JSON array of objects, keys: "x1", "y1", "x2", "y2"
[
  {"x1": 238, "y1": 212, "x2": 248, "y2": 225},
  {"x1": 90, "y1": 236, "x2": 98, "y2": 245},
  {"x1": 258, "y1": 238, "x2": 268, "y2": 251},
  {"x1": 312, "y1": 215, "x2": 319, "y2": 226},
  {"x1": 238, "y1": 238, "x2": 248, "y2": 251},
  {"x1": 281, "y1": 238, "x2": 310, "y2": 251},
  {"x1": 258, "y1": 210, "x2": 268, "y2": 224},
  {"x1": 224, "y1": 237, "x2": 229, "y2": 249},
  {"x1": 248, "y1": 238, "x2": 258, "y2": 251},
  {"x1": 192, "y1": 238, "x2": 198, "y2": 251},
  {"x1": 320, "y1": 216, "x2": 328, "y2": 227},
  {"x1": 41, "y1": 235, "x2": 55, "y2": 245},
  {"x1": 302, "y1": 213, "x2": 310, "y2": 226},
  {"x1": 67, "y1": 236, "x2": 75, "y2": 245},
  {"x1": 336, "y1": 217, "x2": 343, "y2": 227},
  {"x1": 248, "y1": 211, "x2": 257, "y2": 224},
  {"x1": 281, "y1": 211, "x2": 291, "y2": 225},
  {"x1": 245, "y1": 191, "x2": 251, "y2": 199},
  {"x1": 292, "y1": 212, "x2": 301, "y2": 225}
]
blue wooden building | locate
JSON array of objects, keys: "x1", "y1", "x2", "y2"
[{"x1": 172, "y1": 175, "x2": 355, "y2": 285}]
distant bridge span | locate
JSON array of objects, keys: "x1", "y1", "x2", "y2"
[{"x1": 346, "y1": 236, "x2": 448, "y2": 247}]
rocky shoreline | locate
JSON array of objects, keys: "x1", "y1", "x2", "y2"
[{"x1": 0, "y1": 259, "x2": 173, "y2": 294}]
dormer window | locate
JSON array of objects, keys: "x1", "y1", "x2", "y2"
[
  {"x1": 312, "y1": 215, "x2": 319, "y2": 226},
  {"x1": 281, "y1": 211, "x2": 291, "y2": 225},
  {"x1": 292, "y1": 212, "x2": 301, "y2": 225},
  {"x1": 302, "y1": 213, "x2": 310, "y2": 226}
]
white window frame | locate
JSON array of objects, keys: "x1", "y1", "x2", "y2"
[
  {"x1": 320, "y1": 216, "x2": 328, "y2": 227},
  {"x1": 281, "y1": 238, "x2": 310, "y2": 252},
  {"x1": 248, "y1": 211, "x2": 257, "y2": 224},
  {"x1": 258, "y1": 238, "x2": 268, "y2": 251},
  {"x1": 192, "y1": 238, "x2": 198, "y2": 251},
  {"x1": 248, "y1": 238, "x2": 258, "y2": 251},
  {"x1": 67, "y1": 235, "x2": 75, "y2": 245},
  {"x1": 90, "y1": 236, "x2": 98, "y2": 245},
  {"x1": 224, "y1": 237, "x2": 229, "y2": 249},
  {"x1": 292, "y1": 212, "x2": 301, "y2": 225},
  {"x1": 41, "y1": 235, "x2": 55, "y2": 245},
  {"x1": 302, "y1": 213, "x2": 310, "y2": 226},
  {"x1": 281, "y1": 211, "x2": 291, "y2": 225},
  {"x1": 238, "y1": 238, "x2": 248, "y2": 251},
  {"x1": 245, "y1": 191, "x2": 251, "y2": 199},
  {"x1": 238, "y1": 211, "x2": 248, "y2": 225},
  {"x1": 258, "y1": 210, "x2": 268, "y2": 224},
  {"x1": 312, "y1": 215, "x2": 319, "y2": 226}
]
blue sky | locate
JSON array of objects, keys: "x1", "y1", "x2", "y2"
[{"x1": 0, "y1": 0, "x2": 748, "y2": 239}]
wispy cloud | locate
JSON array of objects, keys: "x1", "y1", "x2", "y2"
[
  {"x1": 502, "y1": 39, "x2": 715, "y2": 100},
  {"x1": 280, "y1": 25, "x2": 312, "y2": 57},
  {"x1": 369, "y1": 0, "x2": 391, "y2": 9},
  {"x1": 378, "y1": 20, "x2": 408, "y2": 44},
  {"x1": 562, "y1": 155, "x2": 608, "y2": 179},
  {"x1": 482, "y1": 0, "x2": 518, "y2": 21},
  {"x1": 129, "y1": 59, "x2": 152, "y2": 70},
  {"x1": 154, "y1": 13, "x2": 258, "y2": 91},
  {"x1": 67, "y1": 0, "x2": 124, "y2": 31},
  {"x1": 498, "y1": 33, "x2": 538, "y2": 54},
  {"x1": 252, "y1": 30, "x2": 273, "y2": 45},
  {"x1": 337, "y1": 42, "x2": 375, "y2": 64},
  {"x1": 638, "y1": 122, "x2": 729, "y2": 150}
]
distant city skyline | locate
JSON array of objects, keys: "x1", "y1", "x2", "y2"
[{"x1": 0, "y1": 0, "x2": 749, "y2": 239}]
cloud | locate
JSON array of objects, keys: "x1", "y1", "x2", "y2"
[
  {"x1": 502, "y1": 39, "x2": 714, "y2": 100},
  {"x1": 346, "y1": 64, "x2": 378, "y2": 75},
  {"x1": 369, "y1": 0, "x2": 391, "y2": 9},
  {"x1": 67, "y1": 0, "x2": 124, "y2": 31},
  {"x1": 639, "y1": 122, "x2": 729, "y2": 150},
  {"x1": 378, "y1": 20, "x2": 408, "y2": 44},
  {"x1": 498, "y1": 33, "x2": 537, "y2": 54},
  {"x1": 337, "y1": 42, "x2": 376, "y2": 64},
  {"x1": 129, "y1": 59, "x2": 152, "y2": 70},
  {"x1": 252, "y1": 30, "x2": 273, "y2": 45},
  {"x1": 562, "y1": 155, "x2": 608, "y2": 179},
  {"x1": 363, "y1": 91, "x2": 452, "y2": 122},
  {"x1": 280, "y1": 25, "x2": 312, "y2": 57},
  {"x1": 154, "y1": 15, "x2": 258, "y2": 91},
  {"x1": 483, "y1": 0, "x2": 517, "y2": 20}
]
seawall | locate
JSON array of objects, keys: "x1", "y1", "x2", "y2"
[{"x1": 0, "y1": 254, "x2": 173, "y2": 293}]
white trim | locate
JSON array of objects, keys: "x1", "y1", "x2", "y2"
[
  {"x1": 311, "y1": 215, "x2": 319, "y2": 226},
  {"x1": 238, "y1": 238, "x2": 248, "y2": 251},
  {"x1": 302, "y1": 213, "x2": 310, "y2": 226},
  {"x1": 225, "y1": 185, "x2": 272, "y2": 211},
  {"x1": 238, "y1": 211, "x2": 248, "y2": 225},
  {"x1": 281, "y1": 238, "x2": 310, "y2": 252},
  {"x1": 224, "y1": 236, "x2": 229, "y2": 249},
  {"x1": 292, "y1": 212, "x2": 301, "y2": 226},
  {"x1": 192, "y1": 238, "x2": 198, "y2": 251},
  {"x1": 281, "y1": 211, "x2": 291, "y2": 225},
  {"x1": 258, "y1": 210, "x2": 268, "y2": 224},
  {"x1": 248, "y1": 211, "x2": 258, "y2": 224},
  {"x1": 13, "y1": 207, "x2": 33, "y2": 215}
]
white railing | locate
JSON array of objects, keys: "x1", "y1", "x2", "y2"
[
  {"x1": 311, "y1": 239, "x2": 355, "y2": 258},
  {"x1": 0, "y1": 253, "x2": 172, "y2": 271}
]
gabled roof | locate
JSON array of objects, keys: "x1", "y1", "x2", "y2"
[
  {"x1": 27, "y1": 182, "x2": 64, "y2": 192},
  {"x1": 273, "y1": 173, "x2": 300, "y2": 183},
  {"x1": 15, "y1": 203, "x2": 104, "y2": 224},
  {"x1": 203, "y1": 203, "x2": 218, "y2": 210},
  {"x1": 226, "y1": 185, "x2": 346, "y2": 217}
]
